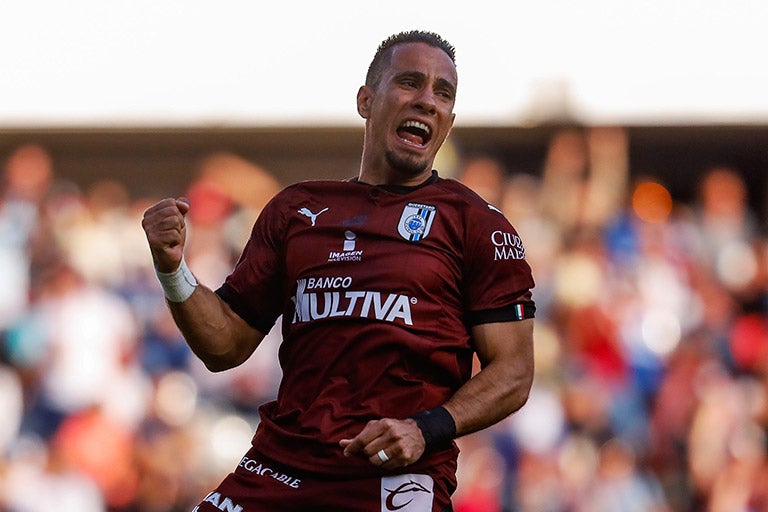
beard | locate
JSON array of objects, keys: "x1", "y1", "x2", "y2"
[{"x1": 385, "y1": 149, "x2": 430, "y2": 177}]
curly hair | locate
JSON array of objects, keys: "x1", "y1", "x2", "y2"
[{"x1": 365, "y1": 30, "x2": 456, "y2": 87}]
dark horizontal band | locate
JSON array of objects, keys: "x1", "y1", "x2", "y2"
[
  {"x1": 410, "y1": 406, "x2": 457, "y2": 452},
  {"x1": 465, "y1": 301, "x2": 536, "y2": 326}
]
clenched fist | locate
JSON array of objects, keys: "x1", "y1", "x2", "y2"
[
  {"x1": 142, "y1": 198, "x2": 190, "y2": 273},
  {"x1": 339, "y1": 418, "x2": 426, "y2": 469}
]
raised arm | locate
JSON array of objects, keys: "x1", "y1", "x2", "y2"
[{"x1": 142, "y1": 198, "x2": 264, "y2": 372}]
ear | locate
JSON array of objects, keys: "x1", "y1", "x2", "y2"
[
  {"x1": 445, "y1": 113, "x2": 456, "y2": 139},
  {"x1": 357, "y1": 85, "x2": 372, "y2": 119}
]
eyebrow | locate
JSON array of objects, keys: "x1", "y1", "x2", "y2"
[
  {"x1": 395, "y1": 71, "x2": 457, "y2": 96},
  {"x1": 435, "y1": 77, "x2": 457, "y2": 97}
]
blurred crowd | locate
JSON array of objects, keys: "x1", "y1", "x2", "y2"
[{"x1": 0, "y1": 127, "x2": 767, "y2": 511}]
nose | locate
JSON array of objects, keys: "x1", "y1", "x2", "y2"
[{"x1": 413, "y1": 88, "x2": 437, "y2": 115}]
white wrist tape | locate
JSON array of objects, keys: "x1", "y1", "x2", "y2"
[{"x1": 155, "y1": 257, "x2": 198, "y2": 302}]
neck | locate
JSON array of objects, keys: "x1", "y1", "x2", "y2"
[
  {"x1": 357, "y1": 150, "x2": 434, "y2": 187},
  {"x1": 357, "y1": 167, "x2": 434, "y2": 187}
]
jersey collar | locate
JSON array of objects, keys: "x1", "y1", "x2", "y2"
[{"x1": 349, "y1": 170, "x2": 440, "y2": 195}]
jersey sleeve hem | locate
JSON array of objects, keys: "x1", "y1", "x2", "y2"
[{"x1": 215, "y1": 283, "x2": 275, "y2": 336}]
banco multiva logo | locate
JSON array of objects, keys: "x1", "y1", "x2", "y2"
[
  {"x1": 491, "y1": 230, "x2": 526, "y2": 260},
  {"x1": 291, "y1": 276, "x2": 415, "y2": 325}
]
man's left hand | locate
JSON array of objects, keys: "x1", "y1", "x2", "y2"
[{"x1": 339, "y1": 418, "x2": 425, "y2": 468}]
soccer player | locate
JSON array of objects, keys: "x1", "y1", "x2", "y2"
[{"x1": 142, "y1": 30, "x2": 535, "y2": 512}]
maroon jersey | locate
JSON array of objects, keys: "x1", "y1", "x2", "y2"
[{"x1": 216, "y1": 171, "x2": 535, "y2": 476}]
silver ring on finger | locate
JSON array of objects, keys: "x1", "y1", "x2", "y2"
[{"x1": 377, "y1": 449, "x2": 390, "y2": 463}]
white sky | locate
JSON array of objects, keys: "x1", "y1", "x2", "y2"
[{"x1": 1, "y1": 0, "x2": 767, "y2": 127}]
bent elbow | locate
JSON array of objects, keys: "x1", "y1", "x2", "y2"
[
  {"x1": 191, "y1": 329, "x2": 261, "y2": 373},
  {"x1": 506, "y1": 372, "x2": 534, "y2": 414},
  {"x1": 199, "y1": 351, "x2": 244, "y2": 373},
  {"x1": 511, "y1": 386, "x2": 532, "y2": 413},
  {"x1": 203, "y1": 359, "x2": 235, "y2": 373}
]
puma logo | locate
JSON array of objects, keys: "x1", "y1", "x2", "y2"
[{"x1": 298, "y1": 207, "x2": 329, "y2": 226}]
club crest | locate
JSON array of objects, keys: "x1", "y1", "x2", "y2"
[{"x1": 398, "y1": 203, "x2": 437, "y2": 242}]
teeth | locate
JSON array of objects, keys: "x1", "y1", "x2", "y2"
[{"x1": 402, "y1": 120, "x2": 430, "y2": 134}]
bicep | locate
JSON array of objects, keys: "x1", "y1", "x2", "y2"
[
  {"x1": 443, "y1": 318, "x2": 535, "y2": 434},
  {"x1": 471, "y1": 319, "x2": 534, "y2": 372},
  {"x1": 170, "y1": 285, "x2": 267, "y2": 371}
]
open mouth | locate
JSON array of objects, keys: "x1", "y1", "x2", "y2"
[{"x1": 397, "y1": 120, "x2": 431, "y2": 147}]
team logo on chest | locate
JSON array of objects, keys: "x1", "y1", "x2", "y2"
[{"x1": 397, "y1": 203, "x2": 437, "y2": 242}]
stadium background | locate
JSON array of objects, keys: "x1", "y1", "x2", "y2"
[{"x1": 2, "y1": 1, "x2": 768, "y2": 511}]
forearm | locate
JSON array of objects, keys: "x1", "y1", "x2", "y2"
[
  {"x1": 143, "y1": 197, "x2": 265, "y2": 372},
  {"x1": 167, "y1": 284, "x2": 263, "y2": 372},
  {"x1": 443, "y1": 355, "x2": 533, "y2": 437}
]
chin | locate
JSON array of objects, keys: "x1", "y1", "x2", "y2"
[{"x1": 385, "y1": 150, "x2": 431, "y2": 177}]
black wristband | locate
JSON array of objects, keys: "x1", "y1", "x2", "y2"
[{"x1": 410, "y1": 406, "x2": 457, "y2": 452}]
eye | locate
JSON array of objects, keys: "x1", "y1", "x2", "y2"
[{"x1": 397, "y1": 74, "x2": 423, "y2": 89}]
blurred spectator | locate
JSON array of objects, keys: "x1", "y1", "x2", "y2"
[
  {"x1": 0, "y1": 365, "x2": 23, "y2": 455},
  {"x1": 52, "y1": 406, "x2": 138, "y2": 508},
  {"x1": 457, "y1": 156, "x2": 506, "y2": 207},
  {"x1": 2, "y1": 436, "x2": 105, "y2": 512},
  {"x1": 691, "y1": 166, "x2": 761, "y2": 298},
  {"x1": 178, "y1": 152, "x2": 281, "y2": 297},
  {"x1": 9, "y1": 261, "x2": 145, "y2": 440},
  {"x1": 0, "y1": 144, "x2": 53, "y2": 330},
  {"x1": 139, "y1": 306, "x2": 192, "y2": 378},
  {"x1": 61, "y1": 179, "x2": 135, "y2": 289},
  {"x1": 584, "y1": 438, "x2": 669, "y2": 512},
  {"x1": 539, "y1": 128, "x2": 590, "y2": 230},
  {"x1": 453, "y1": 435, "x2": 505, "y2": 512}
]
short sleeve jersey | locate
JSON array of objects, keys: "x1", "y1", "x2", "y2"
[{"x1": 216, "y1": 171, "x2": 535, "y2": 476}]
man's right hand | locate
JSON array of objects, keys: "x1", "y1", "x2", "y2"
[{"x1": 141, "y1": 197, "x2": 190, "y2": 273}]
